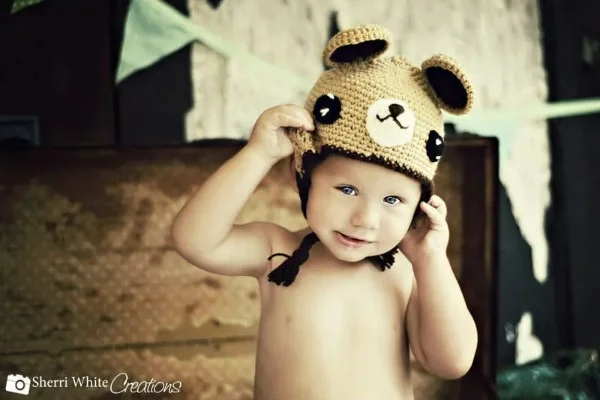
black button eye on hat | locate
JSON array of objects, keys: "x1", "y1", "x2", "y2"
[
  {"x1": 426, "y1": 130, "x2": 445, "y2": 162},
  {"x1": 313, "y1": 94, "x2": 342, "y2": 124}
]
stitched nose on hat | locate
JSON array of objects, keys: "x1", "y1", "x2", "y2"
[
  {"x1": 366, "y1": 98, "x2": 416, "y2": 147},
  {"x1": 389, "y1": 103, "x2": 404, "y2": 118}
]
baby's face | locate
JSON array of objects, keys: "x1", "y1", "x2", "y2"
[{"x1": 306, "y1": 155, "x2": 421, "y2": 263}]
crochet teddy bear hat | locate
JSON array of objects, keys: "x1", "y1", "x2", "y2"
[{"x1": 267, "y1": 24, "x2": 474, "y2": 287}]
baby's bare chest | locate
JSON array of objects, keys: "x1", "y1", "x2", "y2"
[
  {"x1": 259, "y1": 257, "x2": 411, "y2": 338},
  {"x1": 254, "y1": 259, "x2": 413, "y2": 400}
]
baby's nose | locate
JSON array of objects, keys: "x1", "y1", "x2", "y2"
[
  {"x1": 389, "y1": 103, "x2": 405, "y2": 118},
  {"x1": 351, "y1": 204, "x2": 380, "y2": 230}
]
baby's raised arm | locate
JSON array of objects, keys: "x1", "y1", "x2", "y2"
[{"x1": 171, "y1": 105, "x2": 314, "y2": 278}]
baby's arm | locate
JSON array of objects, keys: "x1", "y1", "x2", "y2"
[
  {"x1": 401, "y1": 195, "x2": 478, "y2": 380},
  {"x1": 171, "y1": 105, "x2": 314, "y2": 279},
  {"x1": 405, "y1": 257, "x2": 478, "y2": 379}
]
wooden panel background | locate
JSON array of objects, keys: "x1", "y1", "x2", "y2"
[{"x1": 0, "y1": 136, "x2": 497, "y2": 399}]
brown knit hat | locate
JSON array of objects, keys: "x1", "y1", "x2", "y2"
[{"x1": 268, "y1": 24, "x2": 474, "y2": 287}]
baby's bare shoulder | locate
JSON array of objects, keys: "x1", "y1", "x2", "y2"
[
  {"x1": 268, "y1": 225, "x2": 309, "y2": 252},
  {"x1": 390, "y1": 250, "x2": 415, "y2": 298},
  {"x1": 254, "y1": 225, "x2": 309, "y2": 283}
]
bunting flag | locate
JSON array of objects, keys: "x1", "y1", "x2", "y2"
[
  {"x1": 445, "y1": 98, "x2": 600, "y2": 165},
  {"x1": 116, "y1": 0, "x2": 198, "y2": 83},
  {"x1": 117, "y1": 0, "x2": 600, "y2": 130},
  {"x1": 11, "y1": 0, "x2": 45, "y2": 14},
  {"x1": 116, "y1": 0, "x2": 313, "y2": 89}
]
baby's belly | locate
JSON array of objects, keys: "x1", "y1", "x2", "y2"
[{"x1": 254, "y1": 276, "x2": 412, "y2": 400}]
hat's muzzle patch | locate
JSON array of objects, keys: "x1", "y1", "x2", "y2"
[{"x1": 366, "y1": 99, "x2": 415, "y2": 147}]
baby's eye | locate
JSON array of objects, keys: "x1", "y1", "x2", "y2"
[
  {"x1": 384, "y1": 196, "x2": 402, "y2": 205},
  {"x1": 337, "y1": 186, "x2": 357, "y2": 196}
]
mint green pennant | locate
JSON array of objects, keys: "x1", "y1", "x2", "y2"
[
  {"x1": 117, "y1": 0, "x2": 313, "y2": 89},
  {"x1": 446, "y1": 98, "x2": 600, "y2": 125},
  {"x1": 116, "y1": 0, "x2": 198, "y2": 82},
  {"x1": 11, "y1": 0, "x2": 44, "y2": 14}
]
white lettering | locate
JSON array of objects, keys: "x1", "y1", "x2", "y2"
[
  {"x1": 109, "y1": 372, "x2": 182, "y2": 394},
  {"x1": 31, "y1": 376, "x2": 68, "y2": 388},
  {"x1": 71, "y1": 376, "x2": 109, "y2": 388},
  {"x1": 110, "y1": 372, "x2": 129, "y2": 394},
  {"x1": 171, "y1": 381, "x2": 182, "y2": 393},
  {"x1": 127, "y1": 380, "x2": 140, "y2": 392},
  {"x1": 71, "y1": 377, "x2": 85, "y2": 387}
]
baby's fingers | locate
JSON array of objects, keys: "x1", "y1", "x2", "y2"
[
  {"x1": 267, "y1": 112, "x2": 306, "y2": 131},
  {"x1": 427, "y1": 195, "x2": 447, "y2": 219},
  {"x1": 277, "y1": 105, "x2": 315, "y2": 131},
  {"x1": 420, "y1": 201, "x2": 447, "y2": 228}
]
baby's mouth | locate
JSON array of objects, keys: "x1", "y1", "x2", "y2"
[{"x1": 336, "y1": 231, "x2": 372, "y2": 244}]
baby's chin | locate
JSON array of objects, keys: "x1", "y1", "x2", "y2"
[
  {"x1": 324, "y1": 243, "x2": 394, "y2": 264},
  {"x1": 331, "y1": 252, "x2": 368, "y2": 264}
]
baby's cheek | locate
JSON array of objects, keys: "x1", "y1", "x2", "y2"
[
  {"x1": 307, "y1": 195, "x2": 335, "y2": 225},
  {"x1": 317, "y1": 192, "x2": 341, "y2": 213},
  {"x1": 385, "y1": 213, "x2": 413, "y2": 237}
]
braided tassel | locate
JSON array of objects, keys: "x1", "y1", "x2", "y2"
[
  {"x1": 268, "y1": 232, "x2": 320, "y2": 286},
  {"x1": 368, "y1": 246, "x2": 399, "y2": 271}
]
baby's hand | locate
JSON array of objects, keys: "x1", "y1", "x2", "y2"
[
  {"x1": 247, "y1": 104, "x2": 314, "y2": 162},
  {"x1": 399, "y1": 195, "x2": 450, "y2": 265}
]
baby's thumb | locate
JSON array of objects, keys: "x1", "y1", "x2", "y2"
[{"x1": 288, "y1": 126, "x2": 317, "y2": 176}]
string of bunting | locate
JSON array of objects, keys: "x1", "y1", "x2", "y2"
[{"x1": 116, "y1": 0, "x2": 600, "y2": 133}]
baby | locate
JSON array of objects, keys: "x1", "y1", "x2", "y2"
[{"x1": 172, "y1": 25, "x2": 478, "y2": 400}]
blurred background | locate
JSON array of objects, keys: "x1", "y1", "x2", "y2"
[{"x1": 0, "y1": 0, "x2": 599, "y2": 398}]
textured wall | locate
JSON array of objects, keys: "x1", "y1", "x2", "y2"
[{"x1": 184, "y1": 0, "x2": 547, "y2": 142}]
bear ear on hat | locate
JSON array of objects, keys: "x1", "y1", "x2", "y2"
[
  {"x1": 324, "y1": 24, "x2": 391, "y2": 68},
  {"x1": 421, "y1": 54, "x2": 474, "y2": 115}
]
